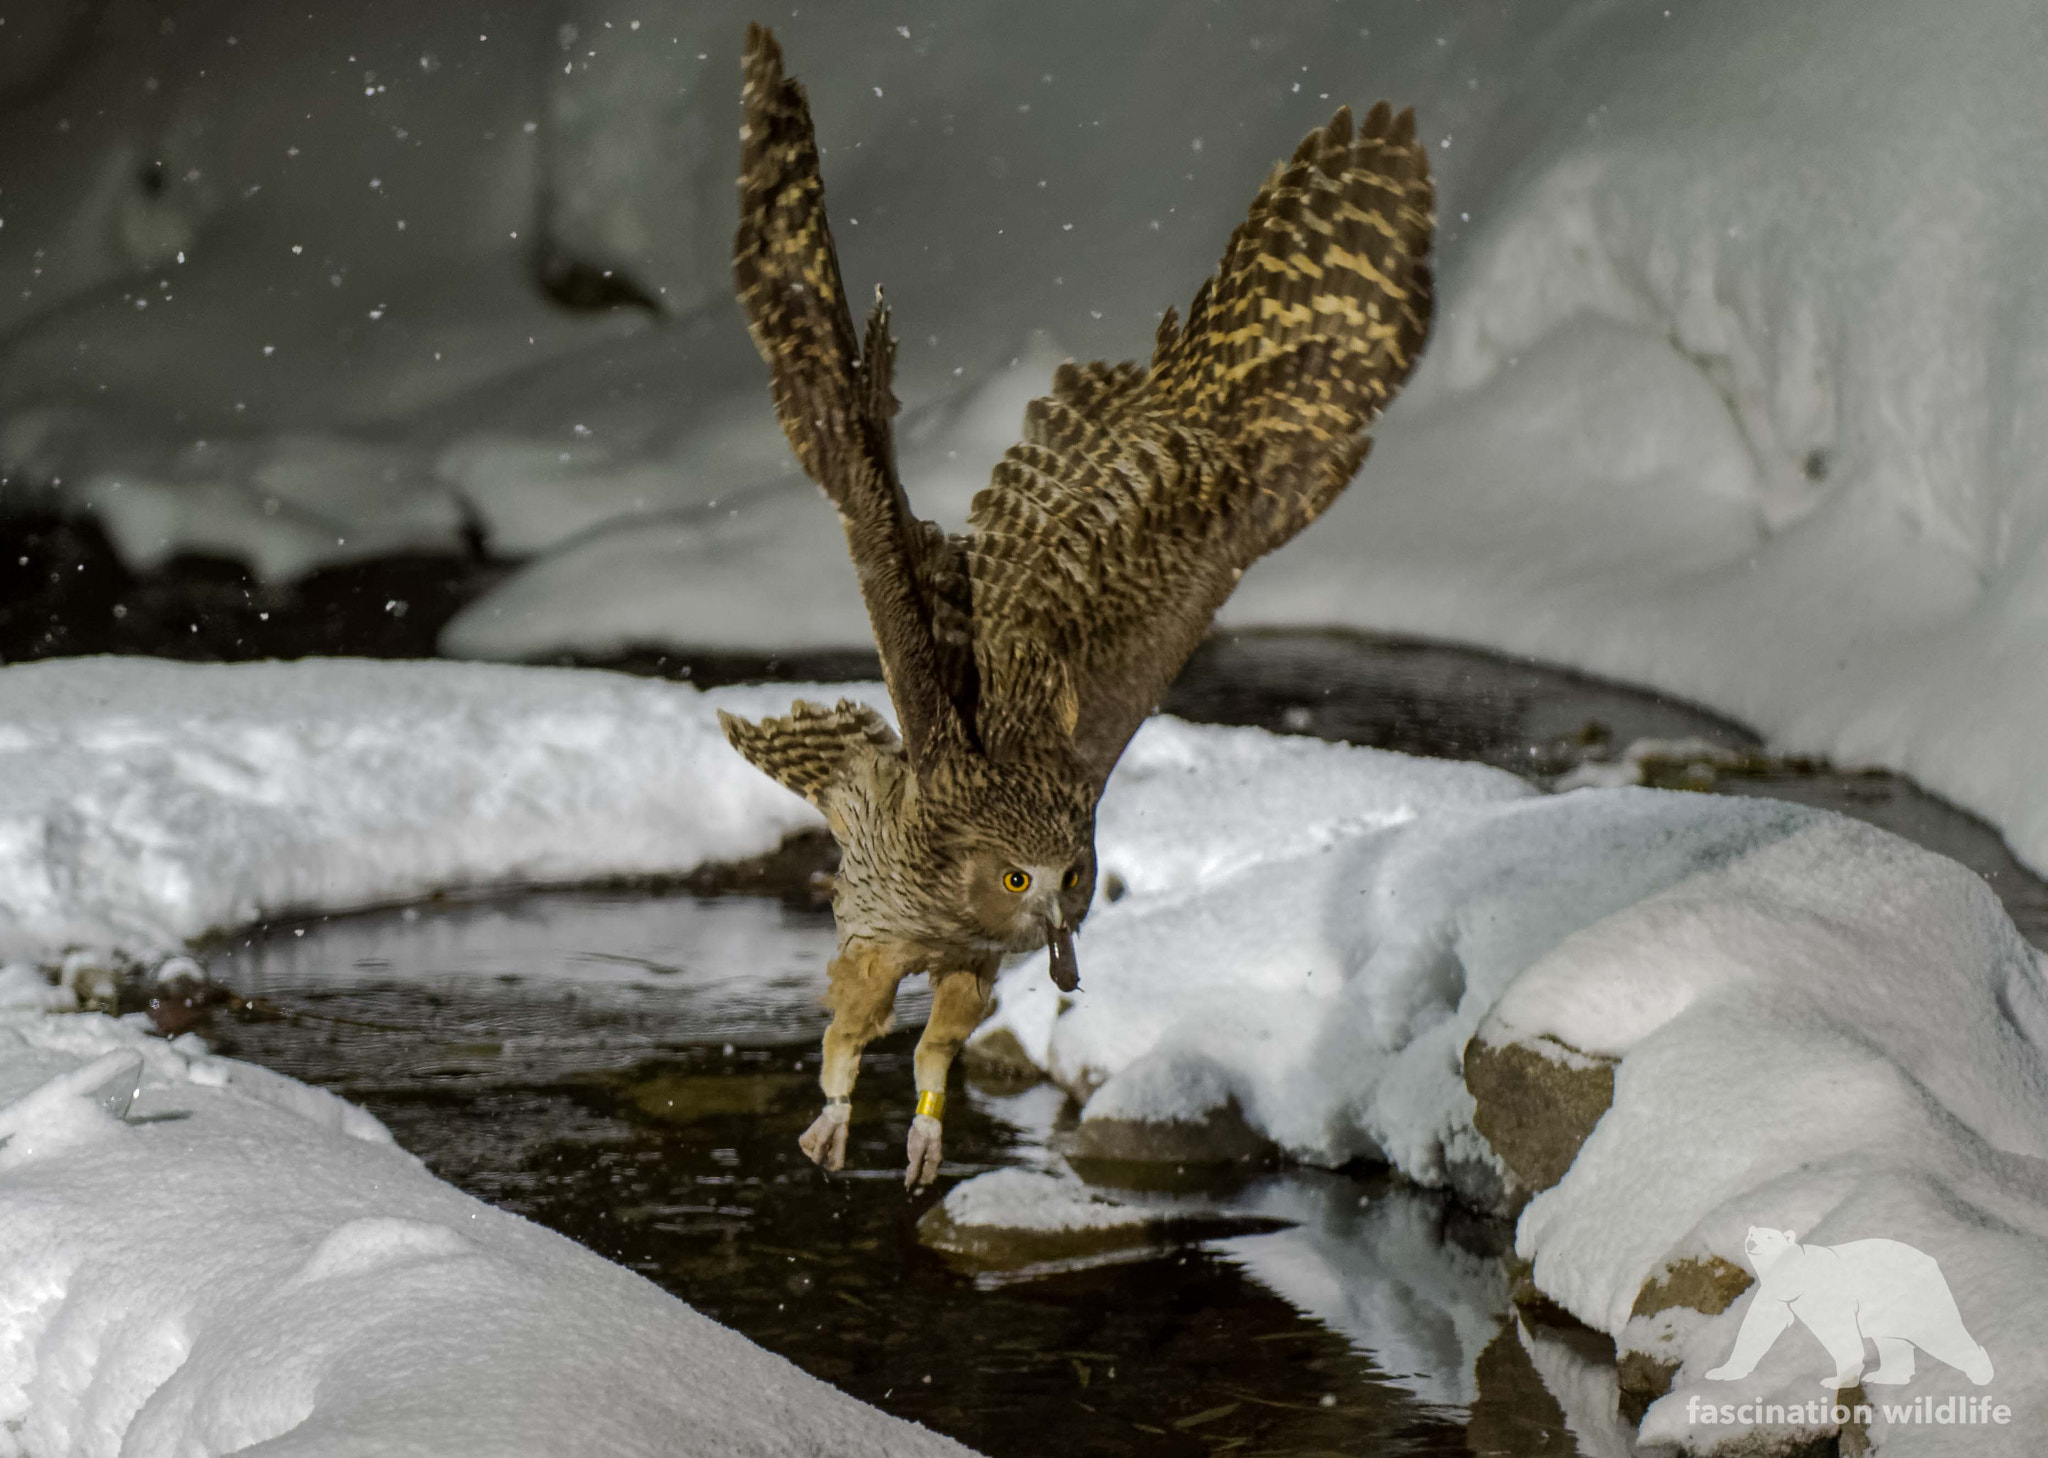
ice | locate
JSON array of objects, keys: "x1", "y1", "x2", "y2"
[{"x1": 0, "y1": 1010, "x2": 970, "y2": 1458}]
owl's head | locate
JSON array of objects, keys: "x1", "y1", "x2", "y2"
[
  {"x1": 958, "y1": 842, "x2": 1095, "y2": 975},
  {"x1": 940, "y1": 765, "x2": 1097, "y2": 991}
]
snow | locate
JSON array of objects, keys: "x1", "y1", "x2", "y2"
[
  {"x1": 8, "y1": 1, "x2": 2048, "y2": 890},
  {"x1": 0, "y1": 1008, "x2": 971, "y2": 1458},
  {"x1": 962, "y1": 723, "x2": 2048, "y2": 1452},
  {"x1": 387, "y1": 0, "x2": 2035, "y2": 890},
  {"x1": 935, "y1": 1168, "x2": 1150, "y2": 1234},
  {"x1": 4, "y1": 653, "x2": 2048, "y2": 1449},
  {"x1": 975, "y1": 742, "x2": 1826, "y2": 1183},
  {"x1": 6, "y1": 0, "x2": 2047, "y2": 884},
  {"x1": 0, "y1": 656, "x2": 832, "y2": 965},
  {"x1": 1497, "y1": 818, "x2": 2048, "y2": 1453}
]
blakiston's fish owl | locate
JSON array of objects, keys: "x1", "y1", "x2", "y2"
[{"x1": 721, "y1": 24, "x2": 1435, "y2": 1187}]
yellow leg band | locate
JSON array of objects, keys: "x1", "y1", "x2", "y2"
[{"x1": 914, "y1": 1089, "x2": 945, "y2": 1121}]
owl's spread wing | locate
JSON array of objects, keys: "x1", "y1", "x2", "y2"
[
  {"x1": 733, "y1": 25, "x2": 973, "y2": 771},
  {"x1": 966, "y1": 104, "x2": 1435, "y2": 786},
  {"x1": 719, "y1": 698, "x2": 900, "y2": 808}
]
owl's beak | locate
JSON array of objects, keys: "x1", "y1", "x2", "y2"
[{"x1": 1047, "y1": 922, "x2": 1080, "y2": 993}]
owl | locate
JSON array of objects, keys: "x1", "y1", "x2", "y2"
[{"x1": 720, "y1": 24, "x2": 1434, "y2": 1187}]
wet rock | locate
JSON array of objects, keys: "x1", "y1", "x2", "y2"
[
  {"x1": 918, "y1": 1168, "x2": 1289, "y2": 1279},
  {"x1": 1463, "y1": 1033, "x2": 1616, "y2": 1210},
  {"x1": 1617, "y1": 1253, "x2": 1753, "y2": 1422},
  {"x1": 147, "y1": 957, "x2": 237, "y2": 1037},
  {"x1": 959, "y1": 1024, "x2": 1043, "y2": 1085},
  {"x1": 59, "y1": 950, "x2": 122, "y2": 1014},
  {"x1": 1068, "y1": 1096, "x2": 1275, "y2": 1166},
  {"x1": 623, "y1": 1070, "x2": 815, "y2": 1125},
  {"x1": 916, "y1": 1168, "x2": 1163, "y2": 1277}
]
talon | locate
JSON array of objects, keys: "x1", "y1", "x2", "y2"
[
  {"x1": 905, "y1": 1113, "x2": 943, "y2": 1190},
  {"x1": 800, "y1": 1101, "x2": 850, "y2": 1171}
]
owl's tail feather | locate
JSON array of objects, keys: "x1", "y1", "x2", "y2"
[
  {"x1": 1150, "y1": 101, "x2": 1434, "y2": 539},
  {"x1": 718, "y1": 699, "x2": 900, "y2": 808}
]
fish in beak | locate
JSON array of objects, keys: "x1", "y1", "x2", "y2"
[{"x1": 1047, "y1": 917, "x2": 1080, "y2": 992}]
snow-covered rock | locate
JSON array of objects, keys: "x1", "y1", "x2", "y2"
[
  {"x1": 0, "y1": 1008, "x2": 970, "y2": 1458},
  {"x1": 915, "y1": 1168, "x2": 1164, "y2": 1279},
  {"x1": 968, "y1": 737, "x2": 2048, "y2": 1454}
]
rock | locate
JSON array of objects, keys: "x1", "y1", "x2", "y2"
[
  {"x1": 916, "y1": 1168, "x2": 1162, "y2": 1277},
  {"x1": 918, "y1": 1167, "x2": 1290, "y2": 1278},
  {"x1": 959, "y1": 1024, "x2": 1044, "y2": 1085},
  {"x1": 1463, "y1": 1033, "x2": 1617, "y2": 1210},
  {"x1": 1617, "y1": 1253, "x2": 1753, "y2": 1422},
  {"x1": 1067, "y1": 1096, "x2": 1275, "y2": 1166}
]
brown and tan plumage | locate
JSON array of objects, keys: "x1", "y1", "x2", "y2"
[{"x1": 721, "y1": 24, "x2": 1435, "y2": 1186}]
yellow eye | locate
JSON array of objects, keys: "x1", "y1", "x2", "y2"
[
  {"x1": 1062, "y1": 868, "x2": 1081, "y2": 891},
  {"x1": 1002, "y1": 869, "x2": 1031, "y2": 893}
]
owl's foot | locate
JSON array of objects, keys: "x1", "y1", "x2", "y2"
[
  {"x1": 905, "y1": 1113, "x2": 943, "y2": 1190},
  {"x1": 799, "y1": 1100, "x2": 850, "y2": 1170}
]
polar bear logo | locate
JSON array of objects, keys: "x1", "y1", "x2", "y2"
[{"x1": 1704, "y1": 1227, "x2": 1992, "y2": 1390}]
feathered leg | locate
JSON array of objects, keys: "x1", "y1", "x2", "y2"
[
  {"x1": 801, "y1": 941, "x2": 903, "y2": 1171},
  {"x1": 903, "y1": 968, "x2": 994, "y2": 1189}
]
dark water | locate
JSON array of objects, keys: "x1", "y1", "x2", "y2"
[{"x1": 196, "y1": 894, "x2": 1524, "y2": 1457}]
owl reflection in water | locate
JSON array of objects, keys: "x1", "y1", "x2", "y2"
[{"x1": 719, "y1": 25, "x2": 1436, "y2": 1187}]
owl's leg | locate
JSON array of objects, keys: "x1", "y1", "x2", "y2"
[
  {"x1": 801, "y1": 947, "x2": 901, "y2": 1171},
  {"x1": 904, "y1": 970, "x2": 994, "y2": 1190}
]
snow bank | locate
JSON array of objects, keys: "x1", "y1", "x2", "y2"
[
  {"x1": 1497, "y1": 818, "x2": 2048, "y2": 1454},
  {"x1": 0, "y1": 1008, "x2": 970, "y2": 1458},
  {"x1": 1220, "y1": 0, "x2": 2048, "y2": 884},
  {"x1": 0, "y1": 656, "x2": 831, "y2": 964},
  {"x1": 13, "y1": 0, "x2": 2048, "y2": 896},
  {"x1": 441, "y1": 0, "x2": 2048, "y2": 886},
  {"x1": 968, "y1": 725, "x2": 2048, "y2": 1452},
  {"x1": 977, "y1": 735, "x2": 1805, "y2": 1181}
]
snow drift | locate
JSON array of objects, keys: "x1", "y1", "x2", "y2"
[
  {"x1": 0, "y1": 656, "x2": 826, "y2": 964},
  {"x1": 0, "y1": 1006, "x2": 970, "y2": 1458}
]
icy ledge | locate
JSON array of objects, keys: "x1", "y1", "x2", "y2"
[{"x1": 970, "y1": 721, "x2": 2048, "y2": 1455}]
